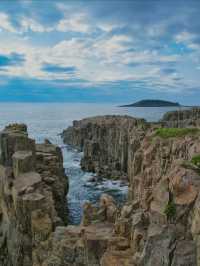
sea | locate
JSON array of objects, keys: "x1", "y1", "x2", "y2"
[{"x1": 0, "y1": 103, "x2": 184, "y2": 224}]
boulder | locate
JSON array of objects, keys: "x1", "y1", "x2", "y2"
[{"x1": 100, "y1": 194, "x2": 118, "y2": 223}]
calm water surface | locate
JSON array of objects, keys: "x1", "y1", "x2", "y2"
[{"x1": 0, "y1": 103, "x2": 183, "y2": 224}]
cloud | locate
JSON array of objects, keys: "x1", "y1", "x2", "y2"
[
  {"x1": 0, "y1": 0, "x2": 200, "y2": 101},
  {"x1": 20, "y1": 17, "x2": 52, "y2": 33},
  {"x1": 42, "y1": 63, "x2": 76, "y2": 74},
  {"x1": 56, "y1": 13, "x2": 91, "y2": 33},
  {"x1": 0, "y1": 53, "x2": 25, "y2": 67},
  {"x1": 0, "y1": 12, "x2": 17, "y2": 33}
]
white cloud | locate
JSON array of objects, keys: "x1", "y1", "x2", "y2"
[
  {"x1": 20, "y1": 17, "x2": 52, "y2": 33},
  {"x1": 0, "y1": 12, "x2": 17, "y2": 33},
  {"x1": 0, "y1": 19, "x2": 199, "y2": 93},
  {"x1": 175, "y1": 31, "x2": 200, "y2": 51},
  {"x1": 175, "y1": 31, "x2": 195, "y2": 43},
  {"x1": 56, "y1": 13, "x2": 91, "y2": 33}
]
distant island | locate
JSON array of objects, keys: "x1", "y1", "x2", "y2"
[{"x1": 120, "y1": 99, "x2": 181, "y2": 107}]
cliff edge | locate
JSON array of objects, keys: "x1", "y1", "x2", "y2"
[
  {"x1": 0, "y1": 124, "x2": 68, "y2": 265},
  {"x1": 62, "y1": 113, "x2": 200, "y2": 265}
]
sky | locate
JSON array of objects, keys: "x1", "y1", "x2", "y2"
[{"x1": 0, "y1": 0, "x2": 200, "y2": 104}]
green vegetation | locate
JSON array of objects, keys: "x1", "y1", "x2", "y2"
[
  {"x1": 154, "y1": 127, "x2": 200, "y2": 139},
  {"x1": 191, "y1": 155, "x2": 200, "y2": 168},
  {"x1": 164, "y1": 201, "x2": 176, "y2": 220}
]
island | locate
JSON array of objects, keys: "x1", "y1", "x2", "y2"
[{"x1": 120, "y1": 99, "x2": 181, "y2": 107}]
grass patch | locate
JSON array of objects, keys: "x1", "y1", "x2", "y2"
[
  {"x1": 191, "y1": 155, "x2": 200, "y2": 168},
  {"x1": 154, "y1": 128, "x2": 200, "y2": 139}
]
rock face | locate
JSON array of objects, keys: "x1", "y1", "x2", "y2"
[
  {"x1": 2, "y1": 111, "x2": 200, "y2": 265},
  {"x1": 61, "y1": 114, "x2": 200, "y2": 265},
  {"x1": 62, "y1": 115, "x2": 147, "y2": 179},
  {"x1": 0, "y1": 124, "x2": 68, "y2": 266},
  {"x1": 162, "y1": 107, "x2": 200, "y2": 127}
]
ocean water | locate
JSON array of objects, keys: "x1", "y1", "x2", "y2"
[{"x1": 0, "y1": 103, "x2": 183, "y2": 224}]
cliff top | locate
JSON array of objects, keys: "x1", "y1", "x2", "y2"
[
  {"x1": 72, "y1": 115, "x2": 146, "y2": 128},
  {"x1": 162, "y1": 107, "x2": 200, "y2": 121}
]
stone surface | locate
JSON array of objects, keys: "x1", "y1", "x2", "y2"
[
  {"x1": 62, "y1": 115, "x2": 147, "y2": 180},
  {"x1": 61, "y1": 114, "x2": 200, "y2": 265},
  {"x1": 162, "y1": 107, "x2": 200, "y2": 128},
  {"x1": 2, "y1": 112, "x2": 200, "y2": 266},
  {"x1": 171, "y1": 240, "x2": 197, "y2": 266},
  {"x1": 0, "y1": 124, "x2": 69, "y2": 266},
  {"x1": 12, "y1": 150, "x2": 35, "y2": 178}
]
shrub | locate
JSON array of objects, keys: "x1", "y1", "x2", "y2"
[
  {"x1": 155, "y1": 128, "x2": 199, "y2": 139},
  {"x1": 164, "y1": 201, "x2": 176, "y2": 220}
]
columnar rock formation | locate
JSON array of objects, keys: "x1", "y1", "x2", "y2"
[
  {"x1": 2, "y1": 108, "x2": 200, "y2": 265},
  {"x1": 0, "y1": 124, "x2": 68, "y2": 266},
  {"x1": 62, "y1": 115, "x2": 148, "y2": 180},
  {"x1": 62, "y1": 113, "x2": 200, "y2": 265},
  {"x1": 162, "y1": 107, "x2": 200, "y2": 127}
]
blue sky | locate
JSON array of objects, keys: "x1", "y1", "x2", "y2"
[{"x1": 0, "y1": 0, "x2": 200, "y2": 104}]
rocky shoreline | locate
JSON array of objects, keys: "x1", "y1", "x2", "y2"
[
  {"x1": 61, "y1": 108, "x2": 200, "y2": 265},
  {"x1": 1, "y1": 108, "x2": 200, "y2": 265}
]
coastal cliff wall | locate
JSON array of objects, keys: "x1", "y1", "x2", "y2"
[
  {"x1": 2, "y1": 108, "x2": 200, "y2": 265},
  {"x1": 0, "y1": 124, "x2": 68, "y2": 266},
  {"x1": 62, "y1": 112, "x2": 200, "y2": 265},
  {"x1": 62, "y1": 115, "x2": 148, "y2": 180},
  {"x1": 162, "y1": 107, "x2": 200, "y2": 127}
]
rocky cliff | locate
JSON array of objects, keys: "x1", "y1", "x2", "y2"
[
  {"x1": 62, "y1": 115, "x2": 148, "y2": 180},
  {"x1": 162, "y1": 107, "x2": 200, "y2": 127},
  {"x1": 2, "y1": 112, "x2": 200, "y2": 265},
  {"x1": 0, "y1": 124, "x2": 68, "y2": 266},
  {"x1": 62, "y1": 114, "x2": 200, "y2": 265}
]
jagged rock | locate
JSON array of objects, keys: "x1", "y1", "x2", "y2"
[
  {"x1": 82, "y1": 194, "x2": 118, "y2": 226},
  {"x1": 139, "y1": 225, "x2": 176, "y2": 266},
  {"x1": 191, "y1": 193, "x2": 200, "y2": 236},
  {"x1": 2, "y1": 112, "x2": 200, "y2": 266},
  {"x1": 101, "y1": 249, "x2": 134, "y2": 266},
  {"x1": 81, "y1": 201, "x2": 97, "y2": 226},
  {"x1": 161, "y1": 108, "x2": 200, "y2": 128},
  {"x1": 0, "y1": 124, "x2": 35, "y2": 167},
  {"x1": 61, "y1": 115, "x2": 200, "y2": 265},
  {"x1": 42, "y1": 223, "x2": 114, "y2": 266},
  {"x1": 168, "y1": 166, "x2": 199, "y2": 205},
  {"x1": 100, "y1": 194, "x2": 118, "y2": 223},
  {"x1": 35, "y1": 142, "x2": 68, "y2": 224},
  {"x1": 13, "y1": 171, "x2": 42, "y2": 195},
  {"x1": 150, "y1": 179, "x2": 169, "y2": 215},
  {"x1": 171, "y1": 240, "x2": 197, "y2": 266},
  {"x1": 62, "y1": 115, "x2": 147, "y2": 180},
  {"x1": 0, "y1": 124, "x2": 68, "y2": 266},
  {"x1": 12, "y1": 150, "x2": 35, "y2": 178}
]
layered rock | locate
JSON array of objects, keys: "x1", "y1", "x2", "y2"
[
  {"x1": 0, "y1": 124, "x2": 68, "y2": 266},
  {"x1": 2, "y1": 112, "x2": 200, "y2": 265},
  {"x1": 162, "y1": 107, "x2": 200, "y2": 127},
  {"x1": 61, "y1": 114, "x2": 200, "y2": 265},
  {"x1": 62, "y1": 115, "x2": 148, "y2": 179}
]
